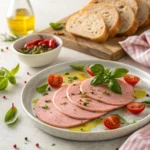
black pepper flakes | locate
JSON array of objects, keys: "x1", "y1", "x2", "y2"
[
  {"x1": 83, "y1": 101, "x2": 89, "y2": 106},
  {"x1": 25, "y1": 137, "x2": 28, "y2": 141},
  {"x1": 60, "y1": 102, "x2": 68, "y2": 105},
  {"x1": 91, "y1": 91, "x2": 94, "y2": 94},
  {"x1": 48, "y1": 87, "x2": 51, "y2": 91}
]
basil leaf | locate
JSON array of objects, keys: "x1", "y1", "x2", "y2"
[
  {"x1": 105, "y1": 68, "x2": 110, "y2": 75},
  {"x1": 0, "y1": 69, "x2": 6, "y2": 76},
  {"x1": 8, "y1": 75, "x2": 16, "y2": 84},
  {"x1": 90, "y1": 64, "x2": 104, "y2": 75},
  {"x1": 36, "y1": 84, "x2": 48, "y2": 93},
  {"x1": 90, "y1": 75, "x2": 105, "y2": 85},
  {"x1": 70, "y1": 64, "x2": 85, "y2": 71},
  {"x1": 108, "y1": 79, "x2": 122, "y2": 94},
  {"x1": 50, "y1": 22, "x2": 63, "y2": 30},
  {"x1": 142, "y1": 101, "x2": 150, "y2": 107},
  {"x1": 113, "y1": 114, "x2": 128, "y2": 124},
  {"x1": 0, "y1": 78, "x2": 8, "y2": 90},
  {"x1": 10, "y1": 64, "x2": 20, "y2": 76},
  {"x1": 5, "y1": 103, "x2": 18, "y2": 125},
  {"x1": 129, "y1": 120, "x2": 136, "y2": 124},
  {"x1": 0, "y1": 67, "x2": 10, "y2": 76},
  {"x1": 113, "y1": 114, "x2": 136, "y2": 125},
  {"x1": 110, "y1": 68, "x2": 128, "y2": 78}
]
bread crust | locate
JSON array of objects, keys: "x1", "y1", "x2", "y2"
[
  {"x1": 81, "y1": 3, "x2": 122, "y2": 37},
  {"x1": 89, "y1": 0, "x2": 138, "y2": 35},
  {"x1": 118, "y1": 19, "x2": 138, "y2": 36},
  {"x1": 136, "y1": 0, "x2": 150, "y2": 27},
  {"x1": 141, "y1": 0, "x2": 150, "y2": 27},
  {"x1": 66, "y1": 12, "x2": 109, "y2": 42}
]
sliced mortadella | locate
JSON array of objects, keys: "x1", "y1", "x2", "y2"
[
  {"x1": 80, "y1": 78, "x2": 134, "y2": 106},
  {"x1": 67, "y1": 82, "x2": 120, "y2": 112},
  {"x1": 53, "y1": 86, "x2": 106, "y2": 119},
  {"x1": 34, "y1": 92, "x2": 89, "y2": 128}
]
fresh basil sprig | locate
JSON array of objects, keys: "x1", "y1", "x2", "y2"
[
  {"x1": 4, "y1": 103, "x2": 18, "y2": 125},
  {"x1": 36, "y1": 84, "x2": 48, "y2": 93},
  {"x1": 0, "y1": 64, "x2": 19, "y2": 90},
  {"x1": 50, "y1": 22, "x2": 63, "y2": 30},
  {"x1": 90, "y1": 64, "x2": 128, "y2": 94},
  {"x1": 113, "y1": 114, "x2": 136, "y2": 125},
  {"x1": 70, "y1": 64, "x2": 85, "y2": 71}
]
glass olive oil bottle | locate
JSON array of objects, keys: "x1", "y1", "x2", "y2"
[{"x1": 7, "y1": 0, "x2": 35, "y2": 35}]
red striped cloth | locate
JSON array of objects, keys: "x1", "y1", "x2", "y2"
[
  {"x1": 119, "y1": 30, "x2": 150, "y2": 67},
  {"x1": 119, "y1": 124, "x2": 150, "y2": 150}
]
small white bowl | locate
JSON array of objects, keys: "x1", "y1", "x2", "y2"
[{"x1": 12, "y1": 33, "x2": 63, "y2": 67}]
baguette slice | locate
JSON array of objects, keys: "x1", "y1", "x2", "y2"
[
  {"x1": 136, "y1": 0, "x2": 150, "y2": 27},
  {"x1": 143, "y1": 0, "x2": 150, "y2": 9},
  {"x1": 89, "y1": 0, "x2": 138, "y2": 36},
  {"x1": 81, "y1": 3, "x2": 122, "y2": 37},
  {"x1": 66, "y1": 12, "x2": 109, "y2": 42},
  {"x1": 123, "y1": 0, "x2": 138, "y2": 17}
]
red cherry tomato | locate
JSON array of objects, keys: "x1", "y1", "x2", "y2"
[
  {"x1": 127, "y1": 102, "x2": 145, "y2": 114},
  {"x1": 124, "y1": 74, "x2": 140, "y2": 85},
  {"x1": 24, "y1": 39, "x2": 43, "y2": 49},
  {"x1": 24, "y1": 41, "x2": 35, "y2": 49},
  {"x1": 49, "y1": 38, "x2": 57, "y2": 49},
  {"x1": 38, "y1": 39, "x2": 49, "y2": 47},
  {"x1": 48, "y1": 74, "x2": 63, "y2": 88},
  {"x1": 104, "y1": 116, "x2": 120, "y2": 129},
  {"x1": 32, "y1": 39, "x2": 43, "y2": 45},
  {"x1": 86, "y1": 66, "x2": 95, "y2": 76}
]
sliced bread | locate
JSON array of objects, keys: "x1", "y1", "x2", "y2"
[
  {"x1": 136, "y1": 0, "x2": 150, "y2": 27},
  {"x1": 81, "y1": 3, "x2": 122, "y2": 37},
  {"x1": 89, "y1": 0, "x2": 138, "y2": 36},
  {"x1": 143, "y1": 0, "x2": 150, "y2": 10},
  {"x1": 123, "y1": 0, "x2": 138, "y2": 17},
  {"x1": 142, "y1": 0, "x2": 150, "y2": 26},
  {"x1": 66, "y1": 12, "x2": 109, "y2": 42}
]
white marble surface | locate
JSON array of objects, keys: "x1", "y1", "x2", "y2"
[{"x1": 0, "y1": 0, "x2": 150, "y2": 150}]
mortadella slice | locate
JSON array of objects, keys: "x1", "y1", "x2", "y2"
[
  {"x1": 53, "y1": 86, "x2": 106, "y2": 119},
  {"x1": 34, "y1": 92, "x2": 89, "y2": 128},
  {"x1": 67, "y1": 82, "x2": 120, "y2": 112},
  {"x1": 80, "y1": 78, "x2": 134, "y2": 106}
]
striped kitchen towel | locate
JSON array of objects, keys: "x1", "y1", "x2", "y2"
[
  {"x1": 119, "y1": 123, "x2": 150, "y2": 150},
  {"x1": 119, "y1": 30, "x2": 150, "y2": 67}
]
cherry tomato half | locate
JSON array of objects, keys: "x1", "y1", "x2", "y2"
[
  {"x1": 32, "y1": 39, "x2": 43, "y2": 45},
  {"x1": 124, "y1": 74, "x2": 140, "y2": 85},
  {"x1": 24, "y1": 41, "x2": 35, "y2": 49},
  {"x1": 86, "y1": 66, "x2": 95, "y2": 76},
  {"x1": 127, "y1": 102, "x2": 145, "y2": 114},
  {"x1": 48, "y1": 74, "x2": 63, "y2": 88},
  {"x1": 104, "y1": 116, "x2": 120, "y2": 129},
  {"x1": 38, "y1": 39, "x2": 49, "y2": 47},
  {"x1": 24, "y1": 39, "x2": 43, "y2": 49},
  {"x1": 49, "y1": 38, "x2": 57, "y2": 49}
]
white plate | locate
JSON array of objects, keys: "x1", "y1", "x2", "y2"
[{"x1": 21, "y1": 60, "x2": 150, "y2": 141}]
